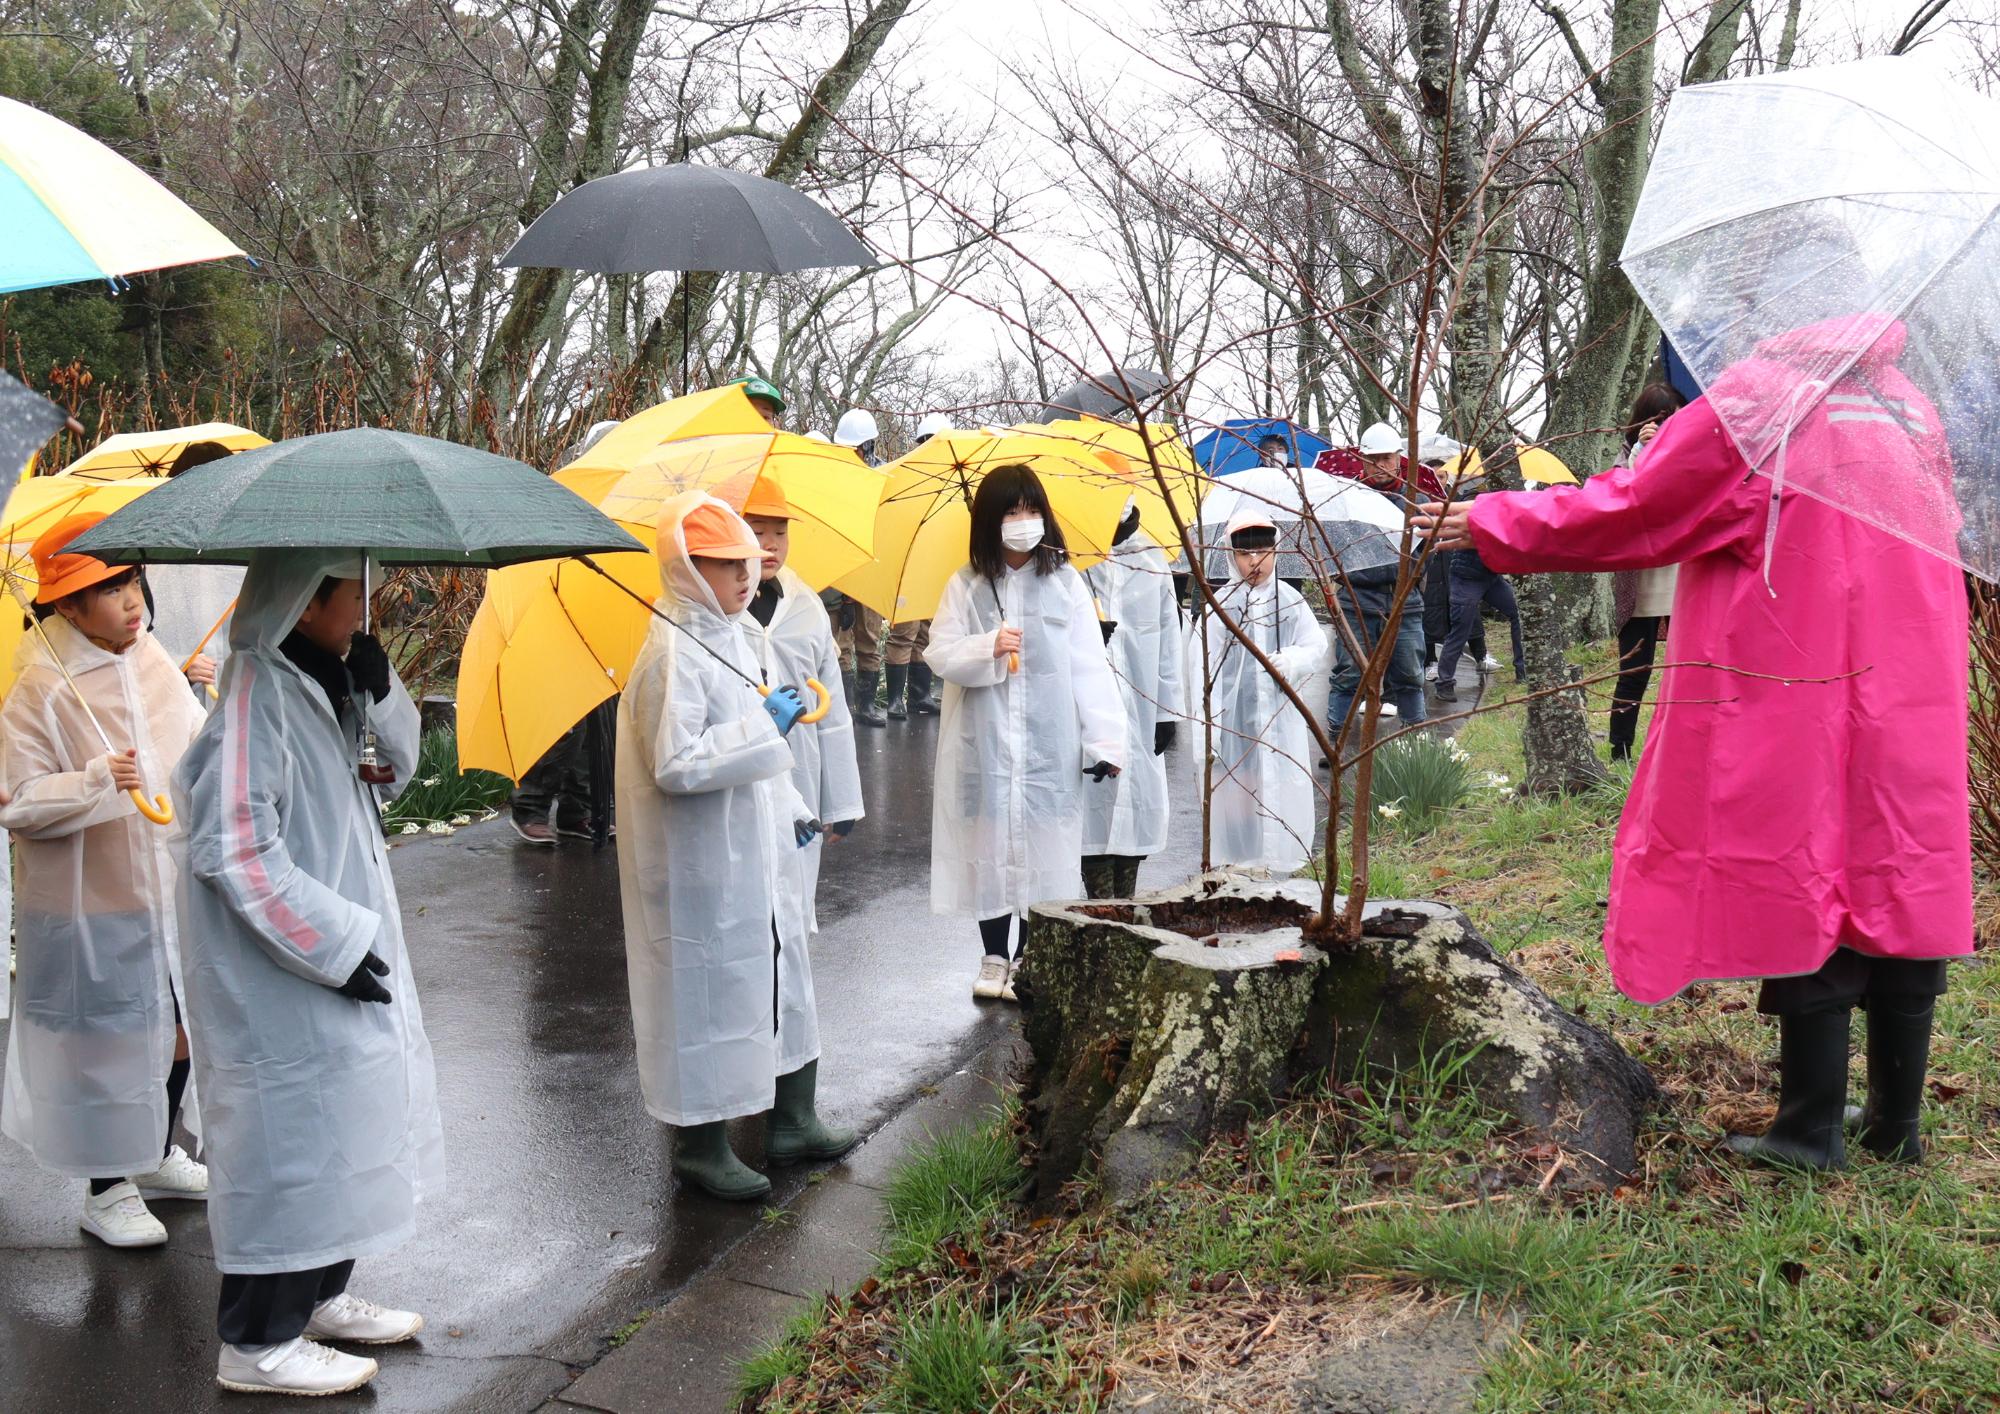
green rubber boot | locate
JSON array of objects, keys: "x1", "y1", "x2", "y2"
[
  {"x1": 767, "y1": 1061, "x2": 860, "y2": 1164},
  {"x1": 672, "y1": 1121, "x2": 771, "y2": 1200}
]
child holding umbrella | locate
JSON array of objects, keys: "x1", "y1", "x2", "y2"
[{"x1": 0, "y1": 513, "x2": 208, "y2": 1248}]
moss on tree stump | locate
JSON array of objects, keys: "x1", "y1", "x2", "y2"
[{"x1": 1017, "y1": 871, "x2": 1657, "y2": 1203}]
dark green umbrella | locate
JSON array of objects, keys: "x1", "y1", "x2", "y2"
[{"x1": 68, "y1": 426, "x2": 643, "y2": 566}]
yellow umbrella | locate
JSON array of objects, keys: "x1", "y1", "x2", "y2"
[
  {"x1": 835, "y1": 429, "x2": 1135, "y2": 626},
  {"x1": 1025, "y1": 418, "x2": 1203, "y2": 556},
  {"x1": 562, "y1": 385, "x2": 773, "y2": 479},
  {"x1": 572, "y1": 432, "x2": 884, "y2": 588},
  {"x1": 455, "y1": 551, "x2": 655, "y2": 780},
  {"x1": 1437, "y1": 444, "x2": 1578, "y2": 487},
  {"x1": 62, "y1": 422, "x2": 269, "y2": 480},
  {"x1": 0, "y1": 474, "x2": 177, "y2": 821},
  {"x1": 455, "y1": 436, "x2": 875, "y2": 779}
]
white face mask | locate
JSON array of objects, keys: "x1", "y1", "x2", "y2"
[{"x1": 1000, "y1": 517, "x2": 1046, "y2": 553}]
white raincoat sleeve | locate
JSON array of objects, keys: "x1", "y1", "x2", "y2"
[
  {"x1": 810, "y1": 617, "x2": 864, "y2": 826},
  {"x1": 653, "y1": 656, "x2": 796, "y2": 797},
  {"x1": 0, "y1": 749, "x2": 129, "y2": 840},
  {"x1": 179, "y1": 659, "x2": 380, "y2": 991},
  {"x1": 925, "y1": 574, "x2": 1010, "y2": 689},
  {"x1": 1065, "y1": 571, "x2": 1127, "y2": 769},
  {"x1": 372, "y1": 673, "x2": 422, "y2": 797},
  {"x1": 1273, "y1": 586, "x2": 1328, "y2": 684}
]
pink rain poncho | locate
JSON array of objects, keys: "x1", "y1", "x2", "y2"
[{"x1": 1468, "y1": 317, "x2": 1972, "y2": 1005}]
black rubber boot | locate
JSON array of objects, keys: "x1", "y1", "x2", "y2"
[
  {"x1": 852, "y1": 670, "x2": 886, "y2": 727},
  {"x1": 1855, "y1": 996, "x2": 1935, "y2": 1162},
  {"x1": 672, "y1": 1121, "x2": 771, "y2": 1200},
  {"x1": 884, "y1": 663, "x2": 909, "y2": 721},
  {"x1": 767, "y1": 1061, "x2": 860, "y2": 1164},
  {"x1": 1725, "y1": 1008, "x2": 1850, "y2": 1170},
  {"x1": 909, "y1": 662, "x2": 940, "y2": 714}
]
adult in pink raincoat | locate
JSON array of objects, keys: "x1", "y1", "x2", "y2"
[{"x1": 1418, "y1": 314, "x2": 1971, "y2": 1171}]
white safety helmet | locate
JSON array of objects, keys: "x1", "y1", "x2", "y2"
[
  {"x1": 834, "y1": 409, "x2": 880, "y2": 448},
  {"x1": 1357, "y1": 421, "x2": 1403, "y2": 457},
  {"x1": 914, "y1": 411, "x2": 952, "y2": 442},
  {"x1": 805, "y1": 429, "x2": 833, "y2": 443}
]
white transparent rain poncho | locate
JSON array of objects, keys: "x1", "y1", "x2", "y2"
[
  {"x1": 1622, "y1": 56, "x2": 2000, "y2": 580},
  {"x1": 173, "y1": 548, "x2": 443, "y2": 1273},
  {"x1": 743, "y1": 565, "x2": 864, "y2": 936},
  {"x1": 615, "y1": 493, "x2": 817, "y2": 1128},
  {"x1": 925, "y1": 558, "x2": 1126, "y2": 919},
  {"x1": 0, "y1": 614, "x2": 203, "y2": 1175},
  {"x1": 1082, "y1": 527, "x2": 1184, "y2": 857},
  {"x1": 1189, "y1": 559, "x2": 1328, "y2": 873}
]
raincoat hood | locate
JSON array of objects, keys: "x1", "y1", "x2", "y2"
[
  {"x1": 228, "y1": 548, "x2": 376, "y2": 654},
  {"x1": 655, "y1": 491, "x2": 754, "y2": 621}
]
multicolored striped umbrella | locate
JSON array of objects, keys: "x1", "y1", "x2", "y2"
[{"x1": 0, "y1": 96, "x2": 244, "y2": 294}]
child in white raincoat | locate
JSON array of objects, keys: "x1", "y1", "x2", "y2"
[
  {"x1": 739, "y1": 472, "x2": 866, "y2": 930},
  {"x1": 176, "y1": 549, "x2": 441, "y2": 1397},
  {"x1": 1192, "y1": 510, "x2": 1329, "y2": 872},
  {"x1": 615, "y1": 491, "x2": 856, "y2": 1203},
  {"x1": 1080, "y1": 499, "x2": 1184, "y2": 898},
  {"x1": 0, "y1": 513, "x2": 208, "y2": 1251},
  {"x1": 925, "y1": 465, "x2": 1127, "y2": 1002}
]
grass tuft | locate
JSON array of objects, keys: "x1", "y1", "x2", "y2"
[{"x1": 879, "y1": 1106, "x2": 1023, "y2": 1271}]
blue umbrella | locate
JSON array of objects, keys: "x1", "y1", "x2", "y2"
[{"x1": 1190, "y1": 418, "x2": 1331, "y2": 476}]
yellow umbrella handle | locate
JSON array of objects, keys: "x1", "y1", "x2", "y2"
[
  {"x1": 1009, "y1": 652, "x2": 1020, "y2": 674},
  {"x1": 759, "y1": 678, "x2": 832, "y2": 725},
  {"x1": 129, "y1": 789, "x2": 174, "y2": 825}
]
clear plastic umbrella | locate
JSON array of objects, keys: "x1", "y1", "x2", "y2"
[
  {"x1": 1195, "y1": 465, "x2": 1406, "y2": 583},
  {"x1": 1622, "y1": 56, "x2": 2000, "y2": 579}
]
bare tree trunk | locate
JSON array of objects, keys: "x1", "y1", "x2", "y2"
[{"x1": 1511, "y1": 0, "x2": 1665, "y2": 794}]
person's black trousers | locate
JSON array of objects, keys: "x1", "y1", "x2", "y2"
[
  {"x1": 1421, "y1": 554, "x2": 1482, "y2": 661},
  {"x1": 1608, "y1": 616, "x2": 1664, "y2": 757},
  {"x1": 1437, "y1": 572, "x2": 1524, "y2": 681},
  {"x1": 1758, "y1": 949, "x2": 1948, "y2": 1015},
  {"x1": 217, "y1": 1260, "x2": 355, "y2": 1346},
  {"x1": 511, "y1": 717, "x2": 590, "y2": 823}
]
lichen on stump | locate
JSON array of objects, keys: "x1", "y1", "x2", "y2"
[{"x1": 1017, "y1": 871, "x2": 1657, "y2": 1203}]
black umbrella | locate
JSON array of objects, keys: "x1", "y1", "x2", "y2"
[
  {"x1": 0, "y1": 372, "x2": 70, "y2": 477},
  {"x1": 1031, "y1": 367, "x2": 1170, "y2": 423},
  {"x1": 501, "y1": 164, "x2": 876, "y2": 391}
]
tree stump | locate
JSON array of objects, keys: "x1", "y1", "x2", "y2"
[{"x1": 1017, "y1": 871, "x2": 1657, "y2": 1204}]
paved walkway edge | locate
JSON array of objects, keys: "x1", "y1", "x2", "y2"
[{"x1": 538, "y1": 1029, "x2": 1026, "y2": 1414}]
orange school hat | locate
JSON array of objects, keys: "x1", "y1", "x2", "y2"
[
  {"x1": 671, "y1": 498, "x2": 765, "y2": 561},
  {"x1": 31, "y1": 512, "x2": 126, "y2": 603},
  {"x1": 737, "y1": 472, "x2": 793, "y2": 520}
]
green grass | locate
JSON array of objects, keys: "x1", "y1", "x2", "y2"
[
  {"x1": 1368, "y1": 730, "x2": 1473, "y2": 832},
  {"x1": 878, "y1": 1106, "x2": 1024, "y2": 1270},
  {"x1": 741, "y1": 654, "x2": 2000, "y2": 1411},
  {"x1": 378, "y1": 727, "x2": 513, "y2": 836}
]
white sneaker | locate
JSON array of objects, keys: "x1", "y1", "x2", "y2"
[
  {"x1": 1000, "y1": 958, "x2": 1020, "y2": 1003},
  {"x1": 1425, "y1": 662, "x2": 1439, "y2": 682},
  {"x1": 305, "y1": 1291, "x2": 425, "y2": 1345},
  {"x1": 972, "y1": 956, "x2": 1008, "y2": 1000},
  {"x1": 80, "y1": 1180, "x2": 167, "y2": 1248},
  {"x1": 1378, "y1": 703, "x2": 1399, "y2": 719},
  {"x1": 1480, "y1": 653, "x2": 1501, "y2": 671},
  {"x1": 132, "y1": 1144, "x2": 208, "y2": 1201},
  {"x1": 217, "y1": 1337, "x2": 378, "y2": 1395}
]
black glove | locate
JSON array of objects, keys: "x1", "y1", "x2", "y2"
[
  {"x1": 336, "y1": 951, "x2": 392, "y2": 1005},
  {"x1": 824, "y1": 818, "x2": 857, "y2": 840},
  {"x1": 1099, "y1": 618, "x2": 1118, "y2": 645},
  {"x1": 1084, "y1": 760, "x2": 1119, "y2": 782},
  {"x1": 344, "y1": 633, "x2": 392, "y2": 704},
  {"x1": 838, "y1": 598, "x2": 858, "y2": 631},
  {"x1": 794, "y1": 817, "x2": 824, "y2": 848},
  {"x1": 1153, "y1": 721, "x2": 1176, "y2": 756}
]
